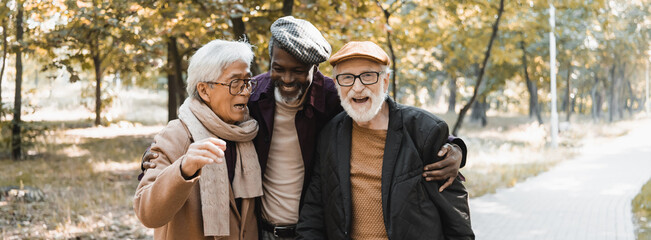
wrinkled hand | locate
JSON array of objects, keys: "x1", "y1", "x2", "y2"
[
  {"x1": 181, "y1": 138, "x2": 227, "y2": 177},
  {"x1": 422, "y1": 143, "x2": 462, "y2": 192}
]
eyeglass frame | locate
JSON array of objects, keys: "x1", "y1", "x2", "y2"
[
  {"x1": 334, "y1": 71, "x2": 384, "y2": 87},
  {"x1": 204, "y1": 78, "x2": 256, "y2": 95}
]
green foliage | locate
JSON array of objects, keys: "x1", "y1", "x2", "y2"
[
  {"x1": 0, "y1": 0, "x2": 646, "y2": 127},
  {"x1": 633, "y1": 178, "x2": 651, "y2": 240}
]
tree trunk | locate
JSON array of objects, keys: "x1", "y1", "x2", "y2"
[
  {"x1": 92, "y1": 48, "x2": 102, "y2": 126},
  {"x1": 12, "y1": 3, "x2": 23, "y2": 160},
  {"x1": 608, "y1": 64, "x2": 616, "y2": 122},
  {"x1": 565, "y1": 61, "x2": 572, "y2": 121},
  {"x1": 376, "y1": 1, "x2": 398, "y2": 100},
  {"x1": 168, "y1": 37, "x2": 186, "y2": 103},
  {"x1": 448, "y1": 77, "x2": 456, "y2": 113},
  {"x1": 520, "y1": 38, "x2": 542, "y2": 124},
  {"x1": 230, "y1": 17, "x2": 261, "y2": 76},
  {"x1": 452, "y1": 0, "x2": 505, "y2": 135},
  {"x1": 578, "y1": 93, "x2": 584, "y2": 114},
  {"x1": 591, "y1": 75, "x2": 601, "y2": 120},
  {"x1": 625, "y1": 79, "x2": 638, "y2": 113},
  {"x1": 470, "y1": 96, "x2": 488, "y2": 127},
  {"x1": 617, "y1": 63, "x2": 626, "y2": 119},
  {"x1": 0, "y1": 19, "x2": 7, "y2": 110},
  {"x1": 282, "y1": 0, "x2": 294, "y2": 16},
  {"x1": 167, "y1": 37, "x2": 178, "y2": 121}
]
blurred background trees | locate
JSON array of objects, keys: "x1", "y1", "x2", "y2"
[{"x1": 0, "y1": 0, "x2": 649, "y2": 159}]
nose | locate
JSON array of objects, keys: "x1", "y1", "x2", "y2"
[
  {"x1": 241, "y1": 86, "x2": 252, "y2": 96},
  {"x1": 351, "y1": 77, "x2": 366, "y2": 92},
  {"x1": 281, "y1": 71, "x2": 293, "y2": 84}
]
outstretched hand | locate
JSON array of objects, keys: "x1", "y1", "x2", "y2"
[{"x1": 422, "y1": 143, "x2": 463, "y2": 192}]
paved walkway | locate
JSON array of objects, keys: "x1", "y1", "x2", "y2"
[{"x1": 470, "y1": 119, "x2": 651, "y2": 240}]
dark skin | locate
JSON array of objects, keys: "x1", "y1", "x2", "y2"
[{"x1": 142, "y1": 46, "x2": 465, "y2": 192}]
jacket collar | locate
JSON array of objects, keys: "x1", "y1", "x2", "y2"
[{"x1": 380, "y1": 97, "x2": 403, "y2": 222}]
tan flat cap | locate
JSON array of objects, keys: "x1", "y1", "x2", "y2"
[{"x1": 329, "y1": 41, "x2": 390, "y2": 66}]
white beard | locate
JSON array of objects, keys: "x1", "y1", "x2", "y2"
[
  {"x1": 276, "y1": 87, "x2": 304, "y2": 103},
  {"x1": 337, "y1": 81, "x2": 386, "y2": 123}
]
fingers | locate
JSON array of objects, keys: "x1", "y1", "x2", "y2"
[
  {"x1": 188, "y1": 138, "x2": 226, "y2": 160},
  {"x1": 201, "y1": 137, "x2": 227, "y2": 151},
  {"x1": 423, "y1": 162, "x2": 459, "y2": 181},
  {"x1": 438, "y1": 177, "x2": 454, "y2": 192},
  {"x1": 143, "y1": 161, "x2": 157, "y2": 169},
  {"x1": 437, "y1": 143, "x2": 451, "y2": 157},
  {"x1": 424, "y1": 157, "x2": 453, "y2": 171},
  {"x1": 143, "y1": 152, "x2": 159, "y2": 162},
  {"x1": 187, "y1": 147, "x2": 223, "y2": 164},
  {"x1": 423, "y1": 169, "x2": 449, "y2": 181}
]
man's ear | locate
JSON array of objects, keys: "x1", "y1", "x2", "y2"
[
  {"x1": 197, "y1": 83, "x2": 211, "y2": 103},
  {"x1": 382, "y1": 72, "x2": 391, "y2": 93}
]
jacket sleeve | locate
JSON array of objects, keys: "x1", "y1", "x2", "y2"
[
  {"x1": 133, "y1": 121, "x2": 199, "y2": 228},
  {"x1": 296, "y1": 140, "x2": 327, "y2": 240},
  {"x1": 423, "y1": 122, "x2": 475, "y2": 240}
]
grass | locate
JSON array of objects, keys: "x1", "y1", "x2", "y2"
[
  {"x1": 0, "y1": 122, "x2": 156, "y2": 239},
  {"x1": 633, "y1": 178, "x2": 651, "y2": 240}
]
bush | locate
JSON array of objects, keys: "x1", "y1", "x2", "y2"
[{"x1": 633, "y1": 178, "x2": 651, "y2": 240}]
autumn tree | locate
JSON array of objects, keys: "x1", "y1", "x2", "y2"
[
  {"x1": 452, "y1": 0, "x2": 505, "y2": 135},
  {"x1": 11, "y1": 0, "x2": 24, "y2": 160}
]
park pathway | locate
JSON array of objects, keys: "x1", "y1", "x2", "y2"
[{"x1": 469, "y1": 119, "x2": 651, "y2": 240}]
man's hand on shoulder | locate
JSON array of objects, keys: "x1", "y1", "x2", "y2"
[
  {"x1": 142, "y1": 151, "x2": 158, "y2": 170},
  {"x1": 422, "y1": 143, "x2": 463, "y2": 192}
]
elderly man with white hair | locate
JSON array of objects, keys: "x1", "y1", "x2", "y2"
[
  {"x1": 139, "y1": 16, "x2": 469, "y2": 240},
  {"x1": 134, "y1": 39, "x2": 261, "y2": 240},
  {"x1": 297, "y1": 41, "x2": 475, "y2": 240}
]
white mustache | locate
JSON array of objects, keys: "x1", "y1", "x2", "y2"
[{"x1": 346, "y1": 88, "x2": 373, "y2": 102}]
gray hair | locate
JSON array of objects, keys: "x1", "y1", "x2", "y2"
[{"x1": 186, "y1": 39, "x2": 254, "y2": 99}]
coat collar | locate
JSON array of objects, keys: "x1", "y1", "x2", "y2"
[{"x1": 380, "y1": 97, "x2": 403, "y2": 227}]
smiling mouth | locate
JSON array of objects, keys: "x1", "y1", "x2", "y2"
[
  {"x1": 280, "y1": 85, "x2": 297, "y2": 92},
  {"x1": 352, "y1": 97, "x2": 369, "y2": 103}
]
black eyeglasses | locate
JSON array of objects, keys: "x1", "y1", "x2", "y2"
[
  {"x1": 206, "y1": 78, "x2": 256, "y2": 95},
  {"x1": 335, "y1": 71, "x2": 382, "y2": 87}
]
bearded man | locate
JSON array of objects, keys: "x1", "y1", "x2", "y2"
[
  {"x1": 140, "y1": 17, "x2": 469, "y2": 240},
  {"x1": 296, "y1": 41, "x2": 474, "y2": 240}
]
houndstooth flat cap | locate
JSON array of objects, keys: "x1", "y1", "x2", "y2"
[{"x1": 269, "y1": 16, "x2": 331, "y2": 65}]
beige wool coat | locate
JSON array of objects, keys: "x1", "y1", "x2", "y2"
[{"x1": 134, "y1": 119, "x2": 258, "y2": 240}]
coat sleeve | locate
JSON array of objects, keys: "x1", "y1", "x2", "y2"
[
  {"x1": 422, "y1": 121, "x2": 475, "y2": 240},
  {"x1": 296, "y1": 138, "x2": 327, "y2": 240},
  {"x1": 133, "y1": 121, "x2": 199, "y2": 228}
]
